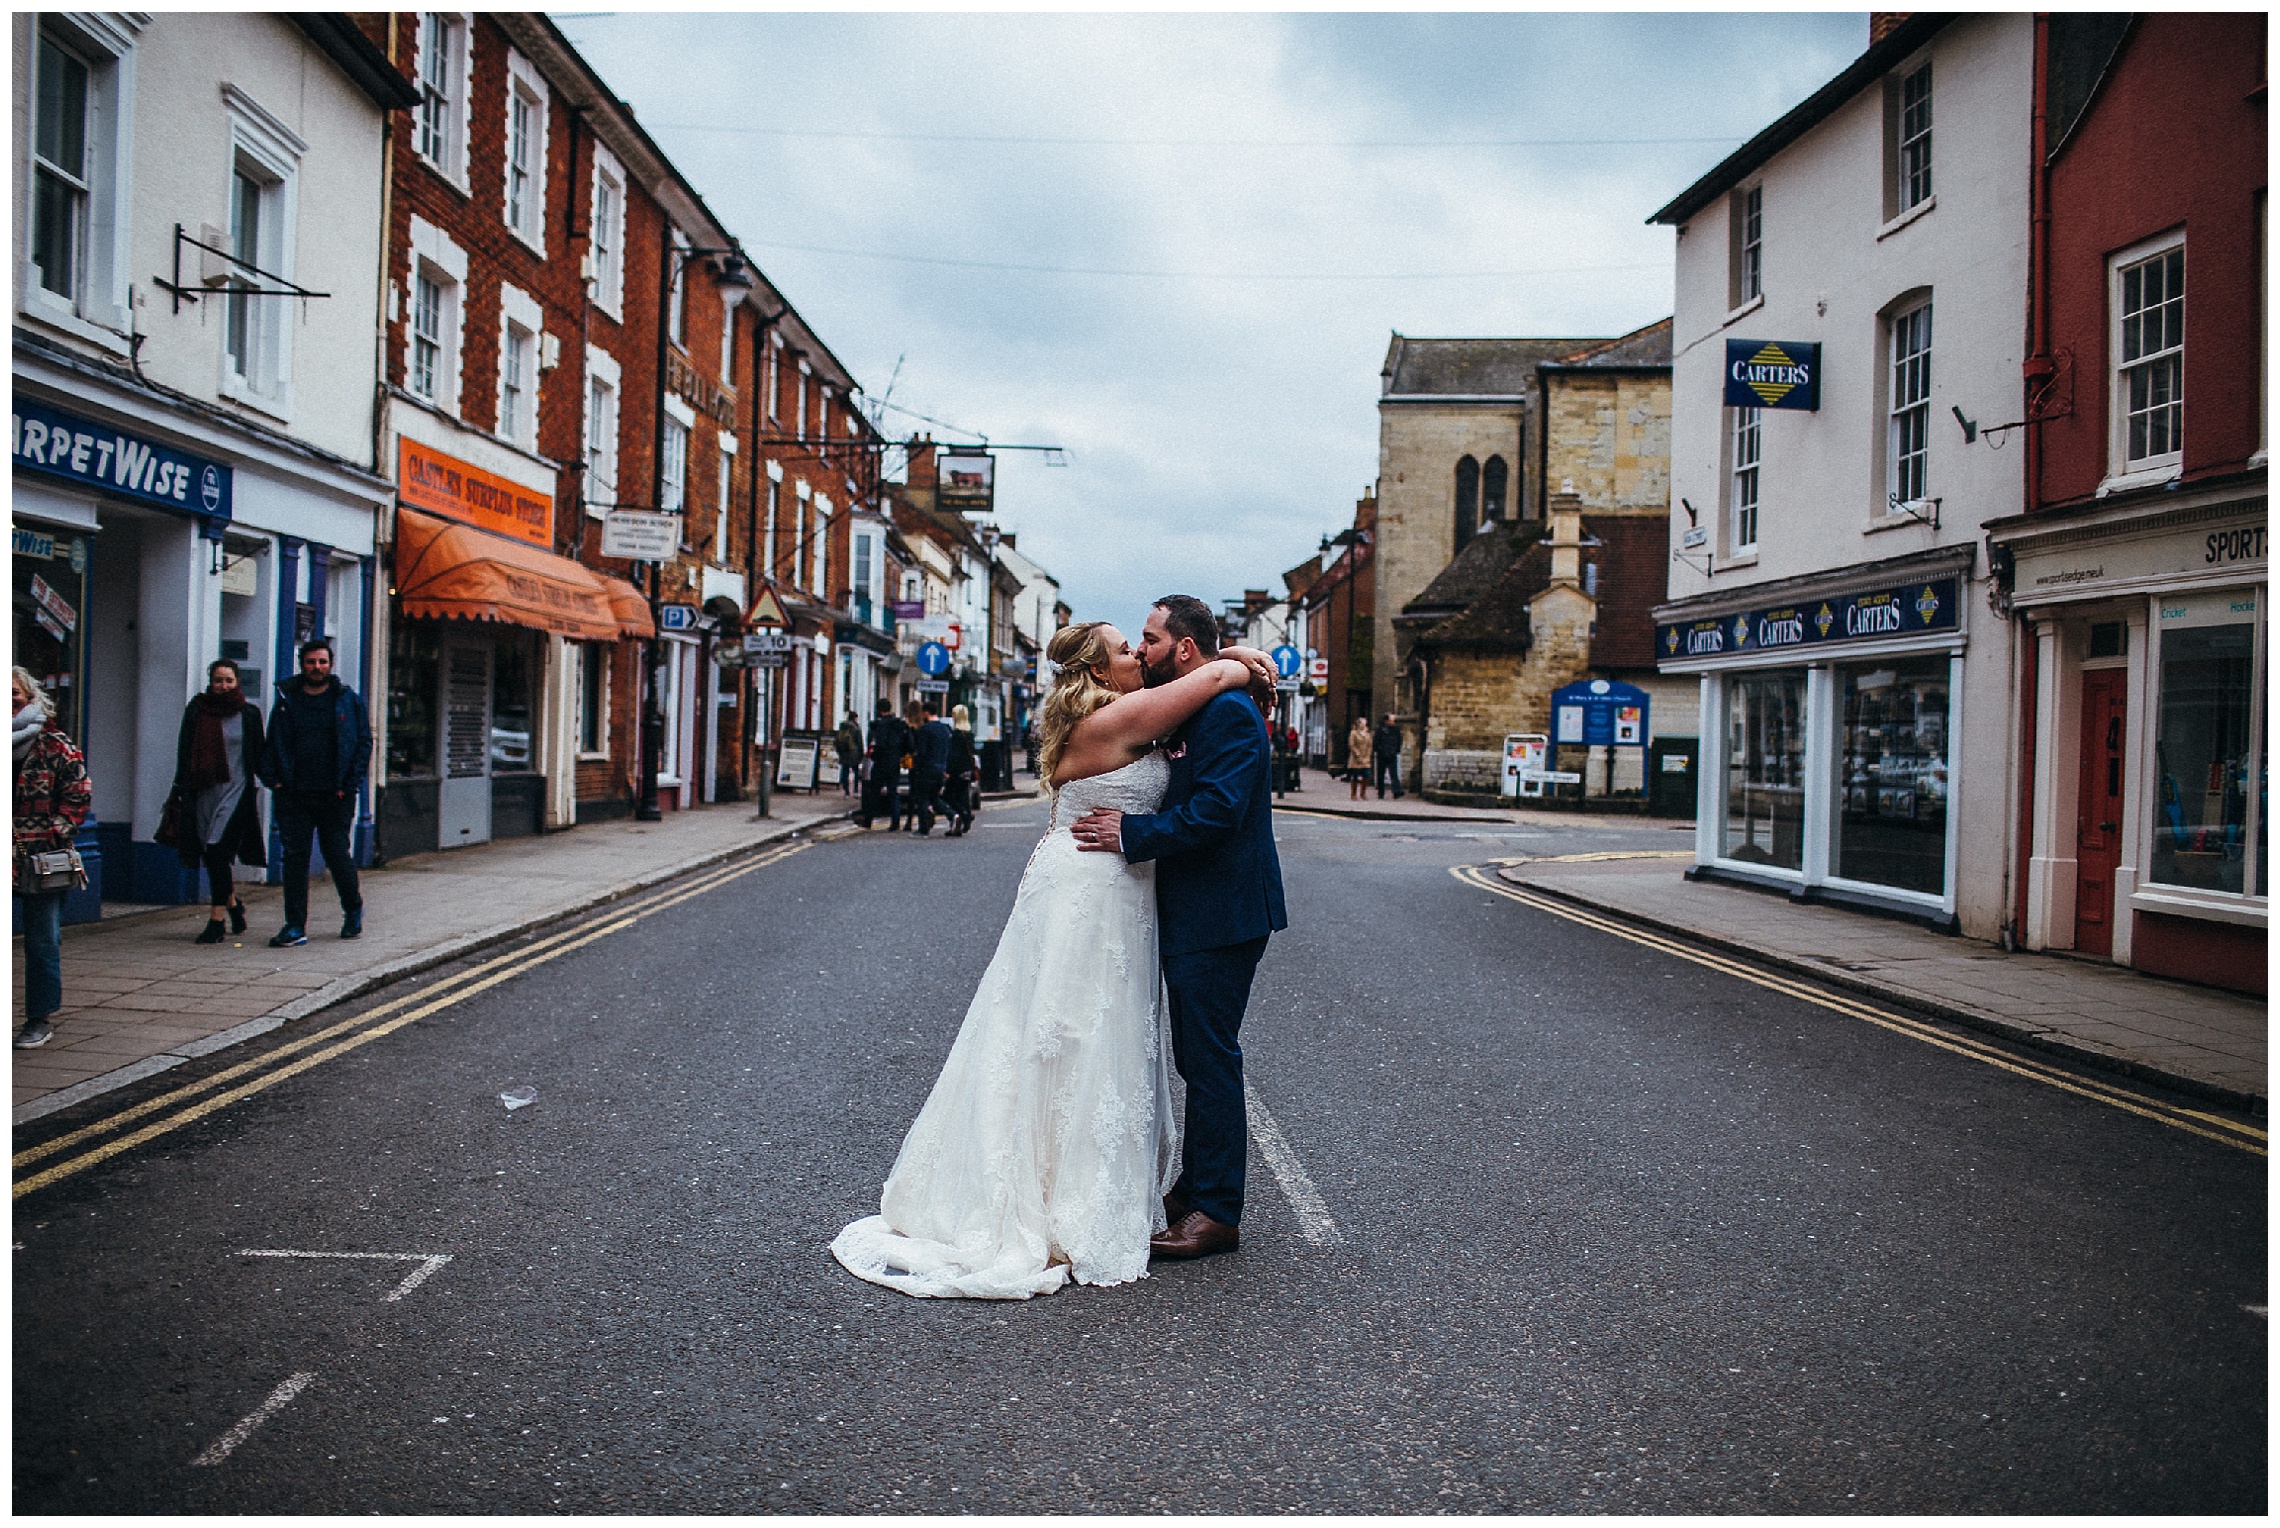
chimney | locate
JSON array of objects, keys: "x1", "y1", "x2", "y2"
[
  {"x1": 1547, "y1": 491, "x2": 1585, "y2": 588},
  {"x1": 1869, "y1": 12, "x2": 1911, "y2": 45}
]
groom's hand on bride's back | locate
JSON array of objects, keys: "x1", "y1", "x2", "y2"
[{"x1": 1071, "y1": 807, "x2": 1123, "y2": 853}]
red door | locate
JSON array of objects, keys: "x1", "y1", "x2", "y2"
[{"x1": 2074, "y1": 670, "x2": 2128, "y2": 955}]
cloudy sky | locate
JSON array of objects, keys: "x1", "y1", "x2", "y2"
[{"x1": 555, "y1": 9, "x2": 1866, "y2": 627}]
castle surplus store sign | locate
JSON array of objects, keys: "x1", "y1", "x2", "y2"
[
  {"x1": 1658, "y1": 576, "x2": 1960, "y2": 664},
  {"x1": 13, "y1": 399, "x2": 233, "y2": 521}
]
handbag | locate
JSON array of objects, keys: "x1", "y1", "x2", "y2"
[
  {"x1": 18, "y1": 846, "x2": 86, "y2": 894},
  {"x1": 154, "y1": 787, "x2": 186, "y2": 849}
]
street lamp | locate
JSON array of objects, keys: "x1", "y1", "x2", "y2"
[{"x1": 637, "y1": 242, "x2": 759, "y2": 821}]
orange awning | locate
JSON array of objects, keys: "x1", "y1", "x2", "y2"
[
  {"x1": 599, "y1": 576, "x2": 656, "y2": 640},
  {"x1": 394, "y1": 506, "x2": 621, "y2": 642}
]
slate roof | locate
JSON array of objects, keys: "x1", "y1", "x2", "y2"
[
  {"x1": 1401, "y1": 515, "x2": 1668, "y2": 664},
  {"x1": 1412, "y1": 540, "x2": 1553, "y2": 652},
  {"x1": 1396, "y1": 520, "x2": 1545, "y2": 627},
  {"x1": 1381, "y1": 337, "x2": 1604, "y2": 397},
  {"x1": 1542, "y1": 317, "x2": 1674, "y2": 371}
]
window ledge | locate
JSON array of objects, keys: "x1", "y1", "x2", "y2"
[
  {"x1": 1716, "y1": 551, "x2": 1760, "y2": 572},
  {"x1": 1722, "y1": 293, "x2": 1765, "y2": 327},
  {"x1": 1876, "y1": 196, "x2": 1936, "y2": 241},
  {"x1": 417, "y1": 153, "x2": 472, "y2": 200},
  {"x1": 220, "y1": 375, "x2": 295, "y2": 426},
  {"x1": 2131, "y1": 887, "x2": 2266, "y2": 928},
  {"x1": 507, "y1": 223, "x2": 547, "y2": 261},
  {"x1": 575, "y1": 749, "x2": 612, "y2": 762},
  {"x1": 21, "y1": 299, "x2": 133, "y2": 357},
  {"x1": 1863, "y1": 509, "x2": 1934, "y2": 535},
  {"x1": 2096, "y1": 464, "x2": 2181, "y2": 497}
]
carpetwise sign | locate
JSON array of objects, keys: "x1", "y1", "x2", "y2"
[
  {"x1": 1657, "y1": 576, "x2": 1960, "y2": 664},
  {"x1": 13, "y1": 398, "x2": 234, "y2": 521}
]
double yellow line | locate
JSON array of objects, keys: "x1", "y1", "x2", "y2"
[
  {"x1": 1450, "y1": 863, "x2": 2267, "y2": 1157},
  {"x1": 13, "y1": 842, "x2": 811, "y2": 1199}
]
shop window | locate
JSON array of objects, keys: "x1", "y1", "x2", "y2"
[
  {"x1": 1886, "y1": 300, "x2": 1932, "y2": 509},
  {"x1": 415, "y1": 12, "x2": 469, "y2": 186},
  {"x1": 2150, "y1": 596, "x2": 2264, "y2": 897},
  {"x1": 2113, "y1": 240, "x2": 2185, "y2": 474},
  {"x1": 387, "y1": 620, "x2": 441, "y2": 778},
  {"x1": 12, "y1": 532, "x2": 88, "y2": 742},
  {"x1": 491, "y1": 633, "x2": 536, "y2": 772},
  {"x1": 1729, "y1": 406, "x2": 1761, "y2": 554},
  {"x1": 1835, "y1": 657, "x2": 1949, "y2": 896},
  {"x1": 1722, "y1": 670, "x2": 1806, "y2": 870},
  {"x1": 1730, "y1": 182, "x2": 1762, "y2": 307},
  {"x1": 502, "y1": 50, "x2": 548, "y2": 253},
  {"x1": 578, "y1": 640, "x2": 609, "y2": 755}
]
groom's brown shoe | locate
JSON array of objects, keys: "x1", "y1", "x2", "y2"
[
  {"x1": 1150, "y1": 1210, "x2": 1239, "y2": 1260},
  {"x1": 1163, "y1": 1191, "x2": 1191, "y2": 1226}
]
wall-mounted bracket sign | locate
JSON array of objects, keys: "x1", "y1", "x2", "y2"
[
  {"x1": 1723, "y1": 340, "x2": 1821, "y2": 411},
  {"x1": 599, "y1": 509, "x2": 681, "y2": 561},
  {"x1": 1658, "y1": 575, "x2": 1960, "y2": 662},
  {"x1": 14, "y1": 398, "x2": 233, "y2": 521}
]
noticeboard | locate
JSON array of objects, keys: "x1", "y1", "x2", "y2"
[
  {"x1": 775, "y1": 734, "x2": 822, "y2": 791},
  {"x1": 1549, "y1": 678, "x2": 1651, "y2": 748}
]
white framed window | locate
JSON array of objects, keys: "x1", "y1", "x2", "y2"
[
  {"x1": 719, "y1": 301, "x2": 737, "y2": 387},
  {"x1": 793, "y1": 478, "x2": 811, "y2": 587},
  {"x1": 795, "y1": 357, "x2": 811, "y2": 438},
  {"x1": 819, "y1": 385, "x2": 832, "y2": 441},
  {"x1": 414, "y1": 12, "x2": 471, "y2": 187},
  {"x1": 1730, "y1": 406, "x2": 1761, "y2": 554},
  {"x1": 497, "y1": 282, "x2": 543, "y2": 447},
  {"x1": 766, "y1": 331, "x2": 783, "y2": 420},
  {"x1": 714, "y1": 431, "x2": 737, "y2": 561},
  {"x1": 219, "y1": 85, "x2": 303, "y2": 413},
  {"x1": 502, "y1": 48, "x2": 549, "y2": 254},
  {"x1": 406, "y1": 215, "x2": 466, "y2": 415},
  {"x1": 853, "y1": 530, "x2": 874, "y2": 610},
  {"x1": 2113, "y1": 237, "x2": 2185, "y2": 475},
  {"x1": 25, "y1": 15, "x2": 135, "y2": 341},
  {"x1": 660, "y1": 397, "x2": 693, "y2": 513},
  {"x1": 584, "y1": 342, "x2": 621, "y2": 512},
  {"x1": 1886, "y1": 300, "x2": 1932, "y2": 508},
  {"x1": 1888, "y1": 61, "x2": 1932, "y2": 217},
  {"x1": 1731, "y1": 183, "x2": 1762, "y2": 306},
  {"x1": 587, "y1": 141, "x2": 626, "y2": 319},
  {"x1": 813, "y1": 491, "x2": 832, "y2": 600},
  {"x1": 667, "y1": 227, "x2": 689, "y2": 349}
]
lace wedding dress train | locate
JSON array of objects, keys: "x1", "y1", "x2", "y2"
[{"x1": 831, "y1": 754, "x2": 1180, "y2": 1299}]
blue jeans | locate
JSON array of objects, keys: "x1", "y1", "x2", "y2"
[
  {"x1": 1162, "y1": 935, "x2": 1270, "y2": 1226},
  {"x1": 17, "y1": 890, "x2": 65, "y2": 1021},
  {"x1": 275, "y1": 791, "x2": 362, "y2": 929}
]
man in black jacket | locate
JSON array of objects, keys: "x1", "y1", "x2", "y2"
[
  {"x1": 258, "y1": 638, "x2": 373, "y2": 946},
  {"x1": 907, "y1": 701, "x2": 953, "y2": 836},
  {"x1": 858, "y1": 698, "x2": 910, "y2": 830},
  {"x1": 1372, "y1": 713, "x2": 1405, "y2": 800}
]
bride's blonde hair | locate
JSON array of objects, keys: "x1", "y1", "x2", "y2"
[{"x1": 1036, "y1": 621, "x2": 1121, "y2": 786}]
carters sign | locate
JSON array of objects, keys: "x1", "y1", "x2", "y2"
[
  {"x1": 1657, "y1": 576, "x2": 1960, "y2": 663},
  {"x1": 1723, "y1": 339, "x2": 1821, "y2": 411},
  {"x1": 13, "y1": 399, "x2": 233, "y2": 521},
  {"x1": 398, "y1": 438, "x2": 552, "y2": 548}
]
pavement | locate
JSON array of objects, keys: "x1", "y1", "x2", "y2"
[
  {"x1": 1271, "y1": 765, "x2": 1689, "y2": 826},
  {"x1": 9, "y1": 787, "x2": 860, "y2": 1124},
  {"x1": 11, "y1": 800, "x2": 2262, "y2": 1513},
  {"x1": 1495, "y1": 854, "x2": 2267, "y2": 1111}
]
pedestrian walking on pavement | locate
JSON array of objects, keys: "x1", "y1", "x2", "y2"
[
  {"x1": 857, "y1": 697, "x2": 909, "y2": 830},
  {"x1": 12, "y1": 667, "x2": 91, "y2": 1050},
  {"x1": 833, "y1": 711, "x2": 864, "y2": 796},
  {"x1": 171, "y1": 659, "x2": 266, "y2": 944},
  {"x1": 1346, "y1": 714, "x2": 1374, "y2": 801},
  {"x1": 1373, "y1": 713, "x2": 1405, "y2": 800},
  {"x1": 944, "y1": 703, "x2": 978, "y2": 836},
  {"x1": 257, "y1": 638, "x2": 371, "y2": 948},
  {"x1": 907, "y1": 701, "x2": 953, "y2": 836}
]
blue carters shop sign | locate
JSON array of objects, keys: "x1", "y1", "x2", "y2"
[
  {"x1": 1723, "y1": 339, "x2": 1821, "y2": 411},
  {"x1": 1658, "y1": 576, "x2": 1960, "y2": 663},
  {"x1": 12, "y1": 399, "x2": 233, "y2": 521}
]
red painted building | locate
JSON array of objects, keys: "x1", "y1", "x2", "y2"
[{"x1": 1987, "y1": 13, "x2": 2266, "y2": 991}]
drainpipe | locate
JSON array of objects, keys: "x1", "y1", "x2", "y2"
[{"x1": 2009, "y1": 12, "x2": 2056, "y2": 949}]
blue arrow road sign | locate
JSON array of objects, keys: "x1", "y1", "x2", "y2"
[
  {"x1": 916, "y1": 640, "x2": 951, "y2": 676},
  {"x1": 1271, "y1": 644, "x2": 1303, "y2": 678}
]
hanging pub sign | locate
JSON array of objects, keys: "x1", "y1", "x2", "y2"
[
  {"x1": 13, "y1": 398, "x2": 234, "y2": 521},
  {"x1": 1723, "y1": 339, "x2": 1821, "y2": 411},
  {"x1": 1657, "y1": 576, "x2": 1960, "y2": 663},
  {"x1": 398, "y1": 438, "x2": 553, "y2": 547},
  {"x1": 936, "y1": 451, "x2": 994, "y2": 513}
]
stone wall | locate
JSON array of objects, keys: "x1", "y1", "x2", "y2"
[{"x1": 1541, "y1": 370, "x2": 1671, "y2": 514}]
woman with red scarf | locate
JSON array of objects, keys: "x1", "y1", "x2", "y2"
[{"x1": 172, "y1": 658, "x2": 267, "y2": 944}]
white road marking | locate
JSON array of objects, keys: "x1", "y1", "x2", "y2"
[
  {"x1": 1244, "y1": 1081, "x2": 1341, "y2": 1246},
  {"x1": 239, "y1": 1249, "x2": 454, "y2": 1302},
  {"x1": 192, "y1": 1371, "x2": 316, "y2": 1466},
  {"x1": 2247, "y1": 1305, "x2": 2268, "y2": 1319}
]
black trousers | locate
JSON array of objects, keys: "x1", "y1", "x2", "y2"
[
  {"x1": 907, "y1": 767, "x2": 945, "y2": 832},
  {"x1": 1162, "y1": 935, "x2": 1269, "y2": 1226},
  {"x1": 201, "y1": 842, "x2": 240, "y2": 907},
  {"x1": 860, "y1": 767, "x2": 901, "y2": 827},
  {"x1": 275, "y1": 790, "x2": 361, "y2": 928},
  {"x1": 1374, "y1": 755, "x2": 1402, "y2": 797}
]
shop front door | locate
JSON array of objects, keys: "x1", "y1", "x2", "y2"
[
  {"x1": 440, "y1": 635, "x2": 493, "y2": 848},
  {"x1": 2073, "y1": 669, "x2": 2128, "y2": 955}
]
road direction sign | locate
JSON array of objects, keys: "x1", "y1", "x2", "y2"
[
  {"x1": 599, "y1": 509, "x2": 680, "y2": 560},
  {"x1": 743, "y1": 629, "x2": 793, "y2": 655},
  {"x1": 1271, "y1": 644, "x2": 1302, "y2": 679},
  {"x1": 659, "y1": 603, "x2": 699, "y2": 632},
  {"x1": 915, "y1": 678, "x2": 950, "y2": 695},
  {"x1": 915, "y1": 640, "x2": 951, "y2": 676}
]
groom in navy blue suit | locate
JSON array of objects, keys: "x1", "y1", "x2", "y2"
[{"x1": 1070, "y1": 595, "x2": 1287, "y2": 1260}]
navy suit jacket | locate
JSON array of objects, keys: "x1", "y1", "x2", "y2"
[{"x1": 1120, "y1": 690, "x2": 1289, "y2": 957}]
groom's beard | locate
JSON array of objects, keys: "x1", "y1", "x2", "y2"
[{"x1": 1141, "y1": 652, "x2": 1180, "y2": 688}]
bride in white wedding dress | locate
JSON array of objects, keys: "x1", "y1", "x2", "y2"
[{"x1": 830, "y1": 621, "x2": 1274, "y2": 1299}]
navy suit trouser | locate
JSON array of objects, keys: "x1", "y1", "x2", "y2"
[{"x1": 1162, "y1": 934, "x2": 1269, "y2": 1227}]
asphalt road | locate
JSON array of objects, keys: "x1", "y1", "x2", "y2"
[{"x1": 12, "y1": 796, "x2": 2267, "y2": 1512}]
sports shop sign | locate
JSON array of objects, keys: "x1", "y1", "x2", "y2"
[
  {"x1": 1658, "y1": 577, "x2": 1960, "y2": 663},
  {"x1": 12, "y1": 398, "x2": 234, "y2": 521}
]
